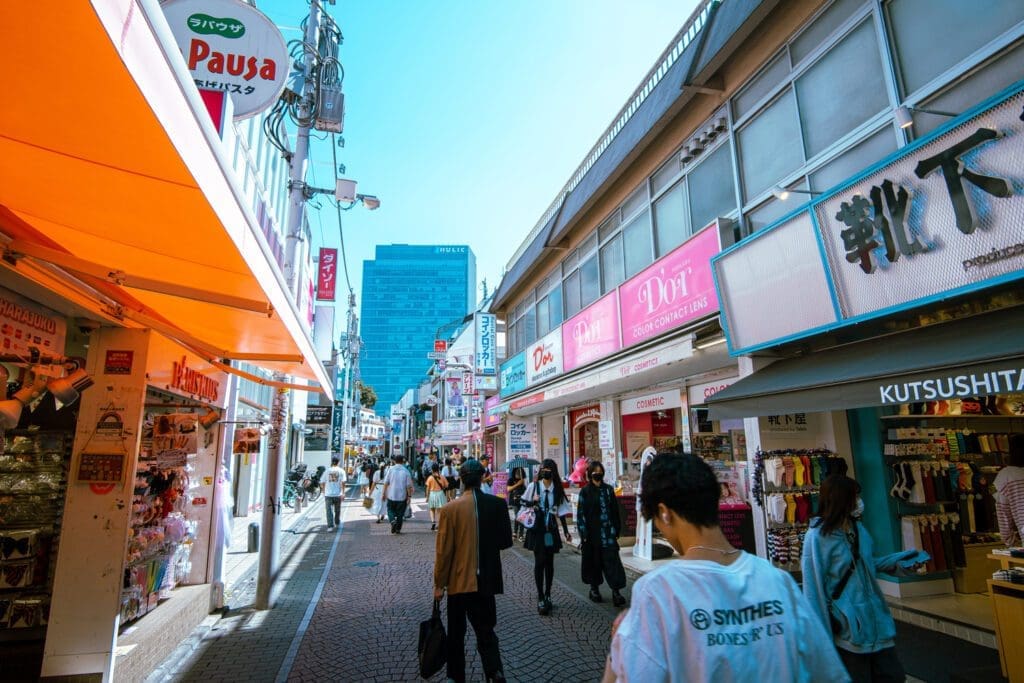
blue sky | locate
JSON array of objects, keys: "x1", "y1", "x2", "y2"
[{"x1": 259, "y1": 1, "x2": 701, "y2": 315}]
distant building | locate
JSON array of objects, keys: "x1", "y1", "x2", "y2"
[{"x1": 361, "y1": 244, "x2": 476, "y2": 408}]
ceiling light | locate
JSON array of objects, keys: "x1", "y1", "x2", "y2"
[
  {"x1": 772, "y1": 185, "x2": 823, "y2": 201},
  {"x1": 895, "y1": 105, "x2": 914, "y2": 129},
  {"x1": 46, "y1": 367, "x2": 94, "y2": 405},
  {"x1": 695, "y1": 336, "x2": 727, "y2": 350}
]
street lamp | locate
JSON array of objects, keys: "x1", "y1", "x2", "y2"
[{"x1": 288, "y1": 179, "x2": 381, "y2": 210}]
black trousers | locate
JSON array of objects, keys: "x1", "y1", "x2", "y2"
[
  {"x1": 447, "y1": 592, "x2": 503, "y2": 683},
  {"x1": 386, "y1": 499, "x2": 408, "y2": 531},
  {"x1": 581, "y1": 540, "x2": 626, "y2": 590},
  {"x1": 838, "y1": 646, "x2": 906, "y2": 683}
]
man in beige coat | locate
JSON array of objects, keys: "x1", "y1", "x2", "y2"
[{"x1": 433, "y1": 459, "x2": 513, "y2": 683}]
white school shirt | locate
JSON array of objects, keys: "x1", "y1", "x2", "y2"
[
  {"x1": 609, "y1": 552, "x2": 849, "y2": 683},
  {"x1": 523, "y1": 481, "x2": 572, "y2": 517},
  {"x1": 324, "y1": 466, "x2": 346, "y2": 497}
]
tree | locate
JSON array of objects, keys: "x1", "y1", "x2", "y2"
[{"x1": 357, "y1": 382, "x2": 377, "y2": 409}]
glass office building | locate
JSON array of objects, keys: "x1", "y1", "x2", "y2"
[{"x1": 361, "y1": 244, "x2": 476, "y2": 408}]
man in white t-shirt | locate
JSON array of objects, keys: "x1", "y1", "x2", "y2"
[
  {"x1": 382, "y1": 454, "x2": 414, "y2": 534},
  {"x1": 321, "y1": 456, "x2": 347, "y2": 531},
  {"x1": 604, "y1": 452, "x2": 848, "y2": 683}
]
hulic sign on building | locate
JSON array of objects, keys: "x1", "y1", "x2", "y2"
[{"x1": 162, "y1": 0, "x2": 289, "y2": 119}]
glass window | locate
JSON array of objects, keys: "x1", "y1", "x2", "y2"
[
  {"x1": 690, "y1": 142, "x2": 737, "y2": 230},
  {"x1": 562, "y1": 249, "x2": 578, "y2": 274},
  {"x1": 651, "y1": 155, "x2": 682, "y2": 195},
  {"x1": 733, "y1": 52, "x2": 791, "y2": 119},
  {"x1": 522, "y1": 306, "x2": 537, "y2": 346},
  {"x1": 910, "y1": 39, "x2": 1024, "y2": 137},
  {"x1": 744, "y1": 180, "x2": 808, "y2": 233},
  {"x1": 809, "y1": 126, "x2": 897, "y2": 191},
  {"x1": 536, "y1": 296, "x2": 551, "y2": 337},
  {"x1": 563, "y1": 271, "x2": 582, "y2": 318},
  {"x1": 507, "y1": 321, "x2": 517, "y2": 354},
  {"x1": 600, "y1": 235, "x2": 625, "y2": 293},
  {"x1": 548, "y1": 286, "x2": 563, "y2": 328},
  {"x1": 580, "y1": 232, "x2": 599, "y2": 256},
  {"x1": 621, "y1": 184, "x2": 649, "y2": 220},
  {"x1": 886, "y1": 0, "x2": 1024, "y2": 97},
  {"x1": 791, "y1": 0, "x2": 866, "y2": 64},
  {"x1": 623, "y1": 209, "x2": 654, "y2": 278},
  {"x1": 654, "y1": 180, "x2": 689, "y2": 257},
  {"x1": 737, "y1": 90, "x2": 803, "y2": 200},
  {"x1": 580, "y1": 255, "x2": 600, "y2": 308},
  {"x1": 796, "y1": 20, "x2": 888, "y2": 158},
  {"x1": 598, "y1": 214, "x2": 621, "y2": 243}
]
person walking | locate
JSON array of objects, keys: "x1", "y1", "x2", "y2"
[
  {"x1": 802, "y1": 475, "x2": 928, "y2": 682},
  {"x1": 604, "y1": 452, "x2": 848, "y2": 682},
  {"x1": 382, "y1": 455, "x2": 414, "y2": 534},
  {"x1": 521, "y1": 458, "x2": 572, "y2": 615},
  {"x1": 357, "y1": 461, "x2": 371, "y2": 497},
  {"x1": 426, "y1": 463, "x2": 449, "y2": 531},
  {"x1": 507, "y1": 467, "x2": 527, "y2": 541},
  {"x1": 321, "y1": 456, "x2": 346, "y2": 531},
  {"x1": 369, "y1": 461, "x2": 387, "y2": 523},
  {"x1": 577, "y1": 461, "x2": 627, "y2": 606},
  {"x1": 479, "y1": 456, "x2": 494, "y2": 494},
  {"x1": 442, "y1": 457, "x2": 460, "y2": 502},
  {"x1": 434, "y1": 459, "x2": 512, "y2": 683}
]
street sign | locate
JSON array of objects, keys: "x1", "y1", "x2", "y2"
[
  {"x1": 434, "y1": 340, "x2": 448, "y2": 353},
  {"x1": 427, "y1": 352, "x2": 446, "y2": 360}
]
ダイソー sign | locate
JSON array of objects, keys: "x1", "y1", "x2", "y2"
[{"x1": 162, "y1": 0, "x2": 289, "y2": 119}]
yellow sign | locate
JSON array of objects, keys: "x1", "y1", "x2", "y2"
[
  {"x1": 202, "y1": 476, "x2": 214, "y2": 486},
  {"x1": 548, "y1": 437, "x2": 560, "y2": 446}
]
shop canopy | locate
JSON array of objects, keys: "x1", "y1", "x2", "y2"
[
  {"x1": 706, "y1": 307, "x2": 1024, "y2": 420},
  {"x1": 0, "y1": 1, "x2": 330, "y2": 395}
]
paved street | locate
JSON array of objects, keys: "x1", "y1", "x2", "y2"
[{"x1": 151, "y1": 491, "x2": 633, "y2": 683}]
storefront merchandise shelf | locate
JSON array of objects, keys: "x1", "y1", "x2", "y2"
[{"x1": 880, "y1": 415, "x2": 1024, "y2": 421}]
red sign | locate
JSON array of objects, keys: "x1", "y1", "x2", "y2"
[
  {"x1": 434, "y1": 339, "x2": 448, "y2": 354},
  {"x1": 570, "y1": 405, "x2": 601, "y2": 430},
  {"x1": 198, "y1": 88, "x2": 228, "y2": 135},
  {"x1": 317, "y1": 248, "x2": 338, "y2": 301},
  {"x1": 510, "y1": 392, "x2": 545, "y2": 411},
  {"x1": 462, "y1": 371, "x2": 475, "y2": 397},
  {"x1": 104, "y1": 350, "x2": 134, "y2": 375},
  {"x1": 171, "y1": 356, "x2": 220, "y2": 402}
]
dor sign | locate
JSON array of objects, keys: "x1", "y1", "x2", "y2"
[{"x1": 162, "y1": 0, "x2": 289, "y2": 119}]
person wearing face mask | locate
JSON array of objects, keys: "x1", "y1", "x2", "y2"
[
  {"x1": 802, "y1": 474, "x2": 928, "y2": 682},
  {"x1": 577, "y1": 461, "x2": 627, "y2": 607},
  {"x1": 521, "y1": 458, "x2": 573, "y2": 615}
]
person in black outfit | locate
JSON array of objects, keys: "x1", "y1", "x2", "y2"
[
  {"x1": 434, "y1": 459, "x2": 513, "y2": 683},
  {"x1": 577, "y1": 460, "x2": 628, "y2": 607},
  {"x1": 507, "y1": 467, "x2": 527, "y2": 540},
  {"x1": 522, "y1": 458, "x2": 572, "y2": 615}
]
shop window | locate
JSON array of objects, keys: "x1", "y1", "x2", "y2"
[
  {"x1": 737, "y1": 90, "x2": 803, "y2": 200},
  {"x1": 909, "y1": 39, "x2": 1024, "y2": 138},
  {"x1": 795, "y1": 20, "x2": 888, "y2": 159},
  {"x1": 809, "y1": 126, "x2": 897, "y2": 192},
  {"x1": 886, "y1": 0, "x2": 1024, "y2": 97},
  {"x1": 623, "y1": 209, "x2": 653, "y2": 278},
  {"x1": 790, "y1": 0, "x2": 866, "y2": 64},
  {"x1": 733, "y1": 51, "x2": 791, "y2": 120},
  {"x1": 563, "y1": 270, "x2": 582, "y2": 318},
  {"x1": 580, "y1": 254, "x2": 600, "y2": 309},
  {"x1": 689, "y1": 142, "x2": 737, "y2": 231},
  {"x1": 654, "y1": 179, "x2": 689, "y2": 257},
  {"x1": 600, "y1": 234, "x2": 625, "y2": 294}
]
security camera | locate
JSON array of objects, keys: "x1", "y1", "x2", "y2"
[{"x1": 75, "y1": 318, "x2": 101, "y2": 334}]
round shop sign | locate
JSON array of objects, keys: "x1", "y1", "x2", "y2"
[{"x1": 162, "y1": 0, "x2": 289, "y2": 119}]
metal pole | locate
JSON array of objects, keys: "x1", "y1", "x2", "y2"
[
  {"x1": 256, "y1": 378, "x2": 290, "y2": 609},
  {"x1": 282, "y1": 0, "x2": 322, "y2": 296},
  {"x1": 206, "y1": 371, "x2": 237, "y2": 610}
]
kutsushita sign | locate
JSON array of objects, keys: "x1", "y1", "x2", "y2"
[
  {"x1": 879, "y1": 368, "x2": 1024, "y2": 405},
  {"x1": 475, "y1": 314, "x2": 497, "y2": 376},
  {"x1": 162, "y1": 0, "x2": 289, "y2": 119}
]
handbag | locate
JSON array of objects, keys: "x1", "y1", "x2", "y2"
[
  {"x1": 515, "y1": 506, "x2": 536, "y2": 529},
  {"x1": 417, "y1": 599, "x2": 447, "y2": 678},
  {"x1": 362, "y1": 496, "x2": 373, "y2": 509}
]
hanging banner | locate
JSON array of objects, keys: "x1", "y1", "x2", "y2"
[
  {"x1": 475, "y1": 313, "x2": 497, "y2": 376},
  {"x1": 316, "y1": 247, "x2": 338, "y2": 301},
  {"x1": 0, "y1": 285, "x2": 67, "y2": 358}
]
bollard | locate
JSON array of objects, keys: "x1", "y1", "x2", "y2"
[
  {"x1": 248, "y1": 522, "x2": 260, "y2": 553},
  {"x1": 295, "y1": 491, "x2": 303, "y2": 513}
]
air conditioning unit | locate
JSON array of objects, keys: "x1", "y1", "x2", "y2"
[{"x1": 315, "y1": 86, "x2": 345, "y2": 133}]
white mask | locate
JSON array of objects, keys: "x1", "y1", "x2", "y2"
[{"x1": 852, "y1": 497, "x2": 865, "y2": 519}]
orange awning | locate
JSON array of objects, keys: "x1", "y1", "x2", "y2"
[{"x1": 0, "y1": 0, "x2": 330, "y2": 395}]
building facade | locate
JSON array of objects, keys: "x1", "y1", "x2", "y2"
[
  {"x1": 361, "y1": 244, "x2": 477, "y2": 408},
  {"x1": 489, "y1": 0, "x2": 1024, "y2": 660}
]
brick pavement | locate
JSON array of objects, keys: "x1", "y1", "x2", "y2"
[{"x1": 286, "y1": 494, "x2": 634, "y2": 683}]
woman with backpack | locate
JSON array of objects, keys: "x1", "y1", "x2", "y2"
[
  {"x1": 521, "y1": 458, "x2": 572, "y2": 615},
  {"x1": 425, "y1": 463, "x2": 449, "y2": 531}
]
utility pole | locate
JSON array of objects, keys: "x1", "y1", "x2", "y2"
[{"x1": 257, "y1": 0, "x2": 320, "y2": 610}]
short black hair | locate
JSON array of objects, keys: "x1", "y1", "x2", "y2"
[
  {"x1": 640, "y1": 453, "x2": 720, "y2": 528},
  {"x1": 331, "y1": 457, "x2": 340, "y2": 465},
  {"x1": 1010, "y1": 434, "x2": 1024, "y2": 467}
]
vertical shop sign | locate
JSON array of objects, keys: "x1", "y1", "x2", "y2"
[
  {"x1": 508, "y1": 420, "x2": 533, "y2": 455},
  {"x1": 619, "y1": 223, "x2": 721, "y2": 349},
  {"x1": 499, "y1": 351, "x2": 527, "y2": 398},
  {"x1": 475, "y1": 313, "x2": 497, "y2": 375},
  {"x1": 598, "y1": 420, "x2": 613, "y2": 449},
  {"x1": 562, "y1": 291, "x2": 621, "y2": 372},
  {"x1": 316, "y1": 247, "x2": 338, "y2": 301},
  {"x1": 462, "y1": 371, "x2": 475, "y2": 397},
  {"x1": 331, "y1": 403, "x2": 344, "y2": 451}
]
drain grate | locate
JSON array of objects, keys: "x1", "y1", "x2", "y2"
[{"x1": 353, "y1": 561, "x2": 379, "y2": 567}]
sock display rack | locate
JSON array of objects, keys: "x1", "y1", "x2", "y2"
[
  {"x1": 883, "y1": 406, "x2": 1022, "y2": 580},
  {"x1": 753, "y1": 449, "x2": 847, "y2": 572},
  {"x1": 0, "y1": 430, "x2": 72, "y2": 639}
]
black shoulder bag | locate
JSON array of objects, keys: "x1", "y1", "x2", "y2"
[{"x1": 828, "y1": 523, "x2": 860, "y2": 635}]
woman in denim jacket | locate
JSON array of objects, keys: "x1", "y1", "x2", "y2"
[{"x1": 802, "y1": 475, "x2": 928, "y2": 683}]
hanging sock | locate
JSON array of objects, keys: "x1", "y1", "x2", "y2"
[
  {"x1": 890, "y1": 462, "x2": 905, "y2": 499},
  {"x1": 793, "y1": 457, "x2": 806, "y2": 487},
  {"x1": 784, "y1": 493, "x2": 797, "y2": 524},
  {"x1": 783, "y1": 457, "x2": 795, "y2": 488}
]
